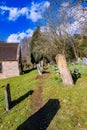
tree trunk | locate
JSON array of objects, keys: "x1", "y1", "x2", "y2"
[
  {"x1": 56, "y1": 54, "x2": 74, "y2": 85},
  {"x1": 36, "y1": 62, "x2": 42, "y2": 75},
  {"x1": 72, "y1": 42, "x2": 79, "y2": 60}
]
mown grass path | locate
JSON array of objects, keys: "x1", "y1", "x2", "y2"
[
  {"x1": 30, "y1": 73, "x2": 55, "y2": 130},
  {"x1": 32, "y1": 82, "x2": 43, "y2": 111}
]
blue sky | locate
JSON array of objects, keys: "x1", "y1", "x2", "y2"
[
  {"x1": 0, "y1": 0, "x2": 87, "y2": 42},
  {"x1": 0, "y1": 0, "x2": 50, "y2": 42}
]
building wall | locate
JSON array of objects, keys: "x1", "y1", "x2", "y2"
[{"x1": 0, "y1": 61, "x2": 20, "y2": 79}]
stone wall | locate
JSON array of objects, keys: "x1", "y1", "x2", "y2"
[{"x1": 0, "y1": 61, "x2": 20, "y2": 79}]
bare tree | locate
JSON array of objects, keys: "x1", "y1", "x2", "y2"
[
  {"x1": 67, "y1": 1, "x2": 87, "y2": 59},
  {"x1": 42, "y1": 0, "x2": 74, "y2": 85},
  {"x1": 41, "y1": 0, "x2": 87, "y2": 85},
  {"x1": 21, "y1": 38, "x2": 31, "y2": 67}
]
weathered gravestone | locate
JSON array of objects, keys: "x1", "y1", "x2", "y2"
[
  {"x1": 77, "y1": 57, "x2": 82, "y2": 63},
  {"x1": 82, "y1": 57, "x2": 87, "y2": 65},
  {"x1": 56, "y1": 54, "x2": 74, "y2": 85},
  {"x1": 4, "y1": 84, "x2": 11, "y2": 111}
]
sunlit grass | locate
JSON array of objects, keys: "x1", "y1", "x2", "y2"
[
  {"x1": 0, "y1": 70, "x2": 38, "y2": 130},
  {"x1": 0, "y1": 64, "x2": 87, "y2": 130},
  {"x1": 42, "y1": 64, "x2": 87, "y2": 129}
]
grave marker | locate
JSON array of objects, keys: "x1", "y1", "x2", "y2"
[{"x1": 4, "y1": 84, "x2": 11, "y2": 111}]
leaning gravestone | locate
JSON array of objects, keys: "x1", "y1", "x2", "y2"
[
  {"x1": 56, "y1": 54, "x2": 74, "y2": 85},
  {"x1": 4, "y1": 84, "x2": 11, "y2": 111}
]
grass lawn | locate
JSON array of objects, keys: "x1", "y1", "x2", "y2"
[{"x1": 0, "y1": 64, "x2": 87, "y2": 130}]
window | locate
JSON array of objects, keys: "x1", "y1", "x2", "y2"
[{"x1": 0, "y1": 63, "x2": 2, "y2": 73}]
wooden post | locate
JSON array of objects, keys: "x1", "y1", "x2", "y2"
[{"x1": 5, "y1": 84, "x2": 11, "y2": 111}]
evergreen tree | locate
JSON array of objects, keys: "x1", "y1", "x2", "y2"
[{"x1": 30, "y1": 26, "x2": 43, "y2": 64}]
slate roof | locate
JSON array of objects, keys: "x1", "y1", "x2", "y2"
[{"x1": 0, "y1": 42, "x2": 20, "y2": 61}]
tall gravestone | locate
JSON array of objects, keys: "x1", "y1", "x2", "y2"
[{"x1": 56, "y1": 54, "x2": 74, "y2": 85}]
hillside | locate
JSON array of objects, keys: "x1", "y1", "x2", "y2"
[{"x1": 0, "y1": 64, "x2": 87, "y2": 130}]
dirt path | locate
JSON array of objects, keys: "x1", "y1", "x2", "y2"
[
  {"x1": 32, "y1": 73, "x2": 50, "y2": 112},
  {"x1": 32, "y1": 85, "x2": 43, "y2": 112},
  {"x1": 30, "y1": 73, "x2": 55, "y2": 130}
]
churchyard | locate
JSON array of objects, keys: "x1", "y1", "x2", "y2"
[{"x1": 0, "y1": 63, "x2": 87, "y2": 130}]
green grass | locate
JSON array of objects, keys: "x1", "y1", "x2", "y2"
[
  {"x1": 0, "y1": 64, "x2": 87, "y2": 130},
  {"x1": 0, "y1": 70, "x2": 38, "y2": 130}
]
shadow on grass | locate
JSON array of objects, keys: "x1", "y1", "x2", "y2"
[
  {"x1": 24, "y1": 68, "x2": 37, "y2": 74},
  {"x1": 17, "y1": 99, "x2": 60, "y2": 130},
  {"x1": 42, "y1": 71, "x2": 50, "y2": 74},
  {"x1": 11, "y1": 90, "x2": 34, "y2": 108}
]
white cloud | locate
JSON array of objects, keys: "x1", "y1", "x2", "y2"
[
  {"x1": 7, "y1": 25, "x2": 50, "y2": 43},
  {"x1": 26, "y1": 29, "x2": 33, "y2": 37},
  {"x1": 9, "y1": 7, "x2": 29, "y2": 21},
  {"x1": 43, "y1": 1, "x2": 50, "y2": 9},
  {"x1": 9, "y1": 8, "x2": 20, "y2": 21},
  {"x1": 0, "y1": 6, "x2": 29, "y2": 21},
  {"x1": 7, "y1": 29, "x2": 34, "y2": 43},
  {"x1": 0, "y1": 1, "x2": 50, "y2": 22},
  {"x1": 29, "y1": 1, "x2": 50, "y2": 22},
  {"x1": 29, "y1": 2, "x2": 42, "y2": 22},
  {"x1": 0, "y1": 6, "x2": 10, "y2": 10},
  {"x1": 7, "y1": 34, "x2": 20, "y2": 43}
]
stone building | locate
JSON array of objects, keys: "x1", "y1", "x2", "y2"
[{"x1": 0, "y1": 42, "x2": 23, "y2": 79}]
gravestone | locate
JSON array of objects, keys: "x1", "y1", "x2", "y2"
[
  {"x1": 77, "y1": 57, "x2": 82, "y2": 63},
  {"x1": 56, "y1": 54, "x2": 74, "y2": 85},
  {"x1": 82, "y1": 57, "x2": 87, "y2": 65},
  {"x1": 4, "y1": 84, "x2": 11, "y2": 111}
]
